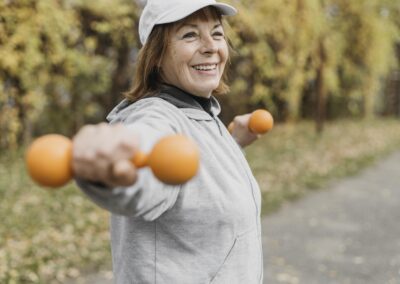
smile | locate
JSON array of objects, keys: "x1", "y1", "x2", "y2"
[{"x1": 192, "y1": 64, "x2": 218, "y2": 71}]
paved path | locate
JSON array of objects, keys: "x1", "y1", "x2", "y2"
[
  {"x1": 67, "y1": 152, "x2": 400, "y2": 283},
  {"x1": 263, "y1": 151, "x2": 400, "y2": 284}
]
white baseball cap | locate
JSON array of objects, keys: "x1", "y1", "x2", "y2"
[{"x1": 139, "y1": 0, "x2": 237, "y2": 45}]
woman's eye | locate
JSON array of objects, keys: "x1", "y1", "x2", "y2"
[
  {"x1": 183, "y1": 32, "x2": 197, "y2": 39},
  {"x1": 213, "y1": 32, "x2": 224, "y2": 38}
]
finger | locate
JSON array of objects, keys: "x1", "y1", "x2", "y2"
[
  {"x1": 109, "y1": 160, "x2": 138, "y2": 187},
  {"x1": 234, "y1": 114, "x2": 251, "y2": 128},
  {"x1": 228, "y1": 122, "x2": 234, "y2": 133},
  {"x1": 90, "y1": 158, "x2": 112, "y2": 182},
  {"x1": 72, "y1": 126, "x2": 98, "y2": 162},
  {"x1": 73, "y1": 163, "x2": 98, "y2": 182},
  {"x1": 72, "y1": 125, "x2": 96, "y2": 147},
  {"x1": 119, "y1": 128, "x2": 140, "y2": 155},
  {"x1": 72, "y1": 149, "x2": 96, "y2": 179},
  {"x1": 104, "y1": 127, "x2": 139, "y2": 163}
]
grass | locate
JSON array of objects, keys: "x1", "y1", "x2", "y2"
[
  {"x1": 245, "y1": 118, "x2": 400, "y2": 213},
  {"x1": 0, "y1": 152, "x2": 111, "y2": 283},
  {"x1": 1, "y1": 118, "x2": 400, "y2": 283}
]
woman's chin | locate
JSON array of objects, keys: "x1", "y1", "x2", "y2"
[
  {"x1": 189, "y1": 81, "x2": 219, "y2": 95},
  {"x1": 191, "y1": 86, "x2": 218, "y2": 97}
]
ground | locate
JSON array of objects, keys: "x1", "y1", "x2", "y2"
[
  {"x1": 263, "y1": 151, "x2": 400, "y2": 284},
  {"x1": 66, "y1": 151, "x2": 400, "y2": 284}
]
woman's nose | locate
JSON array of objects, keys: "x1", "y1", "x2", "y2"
[{"x1": 200, "y1": 35, "x2": 218, "y2": 54}]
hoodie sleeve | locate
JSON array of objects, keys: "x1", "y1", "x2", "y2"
[{"x1": 75, "y1": 98, "x2": 183, "y2": 221}]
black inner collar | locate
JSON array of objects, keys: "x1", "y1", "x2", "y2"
[{"x1": 158, "y1": 84, "x2": 213, "y2": 115}]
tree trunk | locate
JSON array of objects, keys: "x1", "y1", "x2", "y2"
[
  {"x1": 315, "y1": 38, "x2": 327, "y2": 134},
  {"x1": 107, "y1": 40, "x2": 133, "y2": 112}
]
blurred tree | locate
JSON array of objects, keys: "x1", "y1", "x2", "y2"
[
  {"x1": 223, "y1": 0, "x2": 398, "y2": 127},
  {"x1": 329, "y1": 0, "x2": 398, "y2": 118},
  {"x1": 225, "y1": 0, "x2": 327, "y2": 123},
  {"x1": 1, "y1": 0, "x2": 399, "y2": 149},
  {"x1": 0, "y1": 0, "x2": 139, "y2": 149},
  {"x1": 0, "y1": 0, "x2": 78, "y2": 148}
]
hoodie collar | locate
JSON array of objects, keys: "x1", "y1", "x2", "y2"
[
  {"x1": 107, "y1": 85, "x2": 221, "y2": 122},
  {"x1": 156, "y1": 84, "x2": 221, "y2": 118}
]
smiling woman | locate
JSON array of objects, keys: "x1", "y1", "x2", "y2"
[
  {"x1": 161, "y1": 8, "x2": 228, "y2": 98},
  {"x1": 73, "y1": 0, "x2": 264, "y2": 283},
  {"x1": 126, "y1": 6, "x2": 230, "y2": 101}
]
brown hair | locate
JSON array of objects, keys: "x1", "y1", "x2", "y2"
[{"x1": 125, "y1": 7, "x2": 230, "y2": 101}]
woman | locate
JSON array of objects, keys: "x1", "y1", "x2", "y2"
[{"x1": 74, "y1": 0, "x2": 263, "y2": 283}]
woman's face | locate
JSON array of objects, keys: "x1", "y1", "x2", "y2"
[{"x1": 161, "y1": 13, "x2": 228, "y2": 98}]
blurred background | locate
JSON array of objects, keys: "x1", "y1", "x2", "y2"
[{"x1": 1, "y1": 0, "x2": 400, "y2": 283}]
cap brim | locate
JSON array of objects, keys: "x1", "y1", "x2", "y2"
[
  {"x1": 212, "y1": 3, "x2": 237, "y2": 16},
  {"x1": 157, "y1": 2, "x2": 237, "y2": 26}
]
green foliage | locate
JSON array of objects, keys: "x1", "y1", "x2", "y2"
[
  {"x1": 222, "y1": 0, "x2": 399, "y2": 121},
  {"x1": 0, "y1": 0, "x2": 140, "y2": 149},
  {"x1": 332, "y1": 0, "x2": 398, "y2": 116},
  {"x1": 0, "y1": 0, "x2": 399, "y2": 149}
]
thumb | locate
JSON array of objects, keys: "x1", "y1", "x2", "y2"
[{"x1": 111, "y1": 160, "x2": 138, "y2": 186}]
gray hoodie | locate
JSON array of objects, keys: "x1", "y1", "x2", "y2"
[{"x1": 76, "y1": 86, "x2": 263, "y2": 284}]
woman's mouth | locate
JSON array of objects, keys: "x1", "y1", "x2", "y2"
[
  {"x1": 192, "y1": 63, "x2": 218, "y2": 71},
  {"x1": 191, "y1": 64, "x2": 218, "y2": 77}
]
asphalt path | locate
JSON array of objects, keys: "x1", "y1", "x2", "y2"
[
  {"x1": 263, "y1": 151, "x2": 400, "y2": 284},
  {"x1": 66, "y1": 151, "x2": 400, "y2": 284}
]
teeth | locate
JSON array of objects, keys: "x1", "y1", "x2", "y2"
[{"x1": 193, "y1": 64, "x2": 217, "y2": 71}]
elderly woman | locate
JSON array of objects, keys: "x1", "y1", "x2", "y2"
[{"x1": 74, "y1": 0, "x2": 263, "y2": 283}]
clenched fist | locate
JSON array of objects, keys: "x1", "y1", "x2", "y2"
[
  {"x1": 72, "y1": 123, "x2": 139, "y2": 187},
  {"x1": 229, "y1": 114, "x2": 260, "y2": 148}
]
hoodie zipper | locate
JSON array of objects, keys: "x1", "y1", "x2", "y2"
[{"x1": 221, "y1": 119, "x2": 263, "y2": 281}]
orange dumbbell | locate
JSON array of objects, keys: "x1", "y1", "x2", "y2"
[
  {"x1": 228, "y1": 109, "x2": 274, "y2": 134},
  {"x1": 26, "y1": 134, "x2": 200, "y2": 188}
]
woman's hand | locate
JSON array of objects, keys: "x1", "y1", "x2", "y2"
[
  {"x1": 229, "y1": 114, "x2": 260, "y2": 148},
  {"x1": 72, "y1": 123, "x2": 139, "y2": 187}
]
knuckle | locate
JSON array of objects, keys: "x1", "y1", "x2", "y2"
[
  {"x1": 97, "y1": 146, "x2": 112, "y2": 158},
  {"x1": 75, "y1": 167, "x2": 94, "y2": 181},
  {"x1": 80, "y1": 150, "x2": 96, "y2": 162},
  {"x1": 98, "y1": 122, "x2": 109, "y2": 132},
  {"x1": 114, "y1": 123, "x2": 125, "y2": 130},
  {"x1": 119, "y1": 138, "x2": 134, "y2": 151},
  {"x1": 81, "y1": 124, "x2": 96, "y2": 134},
  {"x1": 106, "y1": 161, "x2": 137, "y2": 187}
]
